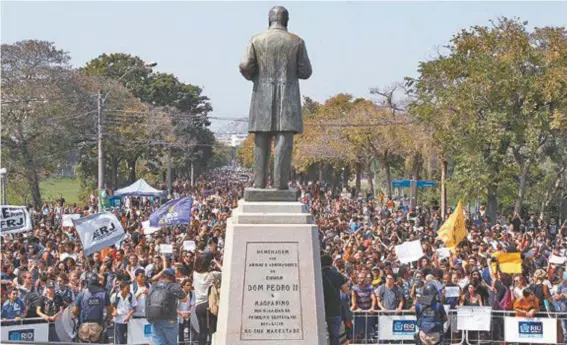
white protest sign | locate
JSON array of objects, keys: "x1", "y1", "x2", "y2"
[
  {"x1": 504, "y1": 316, "x2": 557, "y2": 344},
  {"x1": 445, "y1": 286, "x2": 460, "y2": 298},
  {"x1": 395, "y1": 240, "x2": 424, "y2": 264},
  {"x1": 0, "y1": 206, "x2": 32, "y2": 234},
  {"x1": 62, "y1": 214, "x2": 81, "y2": 227},
  {"x1": 160, "y1": 244, "x2": 173, "y2": 254},
  {"x1": 183, "y1": 240, "x2": 196, "y2": 252},
  {"x1": 549, "y1": 254, "x2": 565, "y2": 265},
  {"x1": 142, "y1": 220, "x2": 161, "y2": 235},
  {"x1": 74, "y1": 212, "x2": 125, "y2": 256},
  {"x1": 457, "y1": 306, "x2": 491, "y2": 331},
  {"x1": 437, "y1": 247, "x2": 451, "y2": 259}
]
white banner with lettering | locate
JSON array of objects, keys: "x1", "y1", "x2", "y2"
[
  {"x1": 504, "y1": 316, "x2": 557, "y2": 344},
  {"x1": 457, "y1": 306, "x2": 491, "y2": 331},
  {"x1": 62, "y1": 214, "x2": 81, "y2": 227},
  {"x1": 1, "y1": 322, "x2": 49, "y2": 342},
  {"x1": 395, "y1": 240, "x2": 424, "y2": 264},
  {"x1": 378, "y1": 314, "x2": 417, "y2": 340},
  {"x1": 128, "y1": 318, "x2": 153, "y2": 344},
  {"x1": 0, "y1": 206, "x2": 32, "y2": 234},
  {"x1": 74, "y1": 212, "x2": 125, "y2": 256}
]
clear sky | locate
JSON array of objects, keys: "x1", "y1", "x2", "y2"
[{"x1": 2, "y1": 1, "x2": 566, "y2": 131}]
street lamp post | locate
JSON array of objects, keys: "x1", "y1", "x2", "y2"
[
  {"x1": 0, "y1": 168, "x2": 7, "y2": 205},
  {"x1": 97, "y1": 62, "x2": 157, "y2": 211}
]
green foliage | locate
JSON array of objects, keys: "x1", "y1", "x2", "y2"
[
  {"x1": 1, "y1": 40, "x2": 95, "y2": 206},
  {"x1": 406, "y1": 17, "x2": 567, "y2": 219},
  {"x1": 80, "y1": 53, "x2": 214, "y2": 186},
  {"x1": 76, "y1": 165, "x2": 97, "y2": 204}
]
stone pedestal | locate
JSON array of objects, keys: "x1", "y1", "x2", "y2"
[{"x1": 214, "y1": 193, "x2": 326, "y2": 345}]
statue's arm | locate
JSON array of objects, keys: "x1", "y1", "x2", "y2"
[
  {"x1": 239, "y1": 40, "x2": 257, "y2": 81},
  {"x1": 297, "y1": 40, "x2": 312, "y2": 80}
]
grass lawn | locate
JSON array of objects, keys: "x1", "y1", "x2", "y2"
[{"x1": 39, "y1": 177, "x2": 81, "y2": 205}]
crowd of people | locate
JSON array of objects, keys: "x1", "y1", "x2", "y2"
[{"x1": 1, "y1": 168, "x2": 566, "y2": 345}]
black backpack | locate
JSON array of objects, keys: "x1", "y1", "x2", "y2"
[{"x1": 146, "y1": 283, "x2": 171, "y2": 322}]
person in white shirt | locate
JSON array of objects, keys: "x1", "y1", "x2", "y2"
[
  {"x1": 130, "y1": 268, "x2": 150, "y2": 319},
  {"x1": 177, "y1": 279, "x2": 196, "y2": 344},
  {"x1": 111, "y1": 282, "x2": 137, "y2": 344}
]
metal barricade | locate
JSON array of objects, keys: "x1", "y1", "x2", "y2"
[
  {"x1": 0, "y1": 317, "x2": 199, "y2": 345},
  {"x1": 351, "y1": 308, "x2": 567, "y2": 345}
]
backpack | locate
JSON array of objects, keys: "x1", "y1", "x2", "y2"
[
  {"x1": 146, "y1": 283, "x2": 171, "y2": 322},
  {"x1": 208, "y1": 275, "x2": 221, "y2": 316},
  {"x1": 111, "y1": 292, "x2": 133, "y2": 307}
]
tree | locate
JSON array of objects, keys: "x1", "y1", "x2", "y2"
[
  {"x1": 237, "y1": 135, "x2": 255, "y2": 169},
  {"x1": 81, "y1": 54, "x2": 214, "y2": 185},
  {"x1": 407, "y1": 18, "x2": 567, "y2": 222},
  {"x1": 1, "y1": 40, "x2": 93, "y2": 207}
]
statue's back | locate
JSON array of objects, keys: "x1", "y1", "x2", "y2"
[{"x1": 250, "y1": 29, "x2": 308, "y2": 82}]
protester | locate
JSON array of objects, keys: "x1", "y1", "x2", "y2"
[
  {"x1": 1, "y1": 168, "x2": 566, "y2": 344},
  {"x1": 1, "y1": 287, "x2": 26, "y2": 321},
  {"x1": 321, "y1": 253, "x2": 348, "y2": 345},
  {"x1": 36, "y1": 280, "x2": 63, "y2": 341},
  {"x1": 146, "y1": 268, "x2": 186, "y2": 345},
  {"x1": 192, "y1": 253, "x2": 222, "y2": 345},
  {"x1": 110, "y1": 281, "x2": 137, "y2": 344}
]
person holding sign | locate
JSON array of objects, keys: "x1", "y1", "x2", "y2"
[{"x1": 415, "y1": 283, "x2": 448, "y2": 345}]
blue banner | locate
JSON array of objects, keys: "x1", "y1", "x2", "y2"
[
  {"x1": 417, "y1": 180, "x2": 437, "y2": 188},
  {"x1": 392, "y1": 180, "x2": 411, "y2": 188},
  {"x1": 149, "y1": 197, "x2": 193, "y2": 228}
]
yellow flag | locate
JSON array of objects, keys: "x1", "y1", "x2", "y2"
[
  {"x1": 437, "y1": 200, "x2": 467, "y2": 249},
  {"x1": 492, "y1": 252, "x2": 522, "y2": 274}
]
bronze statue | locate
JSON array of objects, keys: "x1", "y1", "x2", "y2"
[{"x1": 239, "y1": 5, "x2": 312, "y2": 190}]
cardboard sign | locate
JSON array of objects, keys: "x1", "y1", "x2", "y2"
[
  {"x1": 183, "y1": 240, "x2": 196, "y2": 252},
  {"x1": 457, "y1": 306, "x2": 491, "y2": 331},
  {"x1": 160, "y1": 244, "x2": 173, "y2": 254},
  {"x1": 395, "y1": 240, "x2": 424, "y2": 264},
  {"x1": 61, "y1": 214, "x2": 81, "y2": 228}
]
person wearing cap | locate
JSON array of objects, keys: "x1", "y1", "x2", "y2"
[
  {"x1": 147, "y1": 267, "x2": 187, "y2": 345},
  {"x1": 37, "y1": 280, "x2": 64, "y2": 340},
  {"x1": 415, "y1": 282, "x2": 448, "y2": 345}
]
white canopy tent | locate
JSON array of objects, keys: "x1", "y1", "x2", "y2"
[{"x1": 113, "y1": 179, "x2": 166, "y2": 197}]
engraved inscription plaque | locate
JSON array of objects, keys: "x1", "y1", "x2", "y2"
[{"x1": 240, "y1": 242, "x2": 303, "y2": 340}]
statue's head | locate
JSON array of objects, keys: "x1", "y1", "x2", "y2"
[{"x1": 268, "y1": 6, "x2": 289, "y2": 28}]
